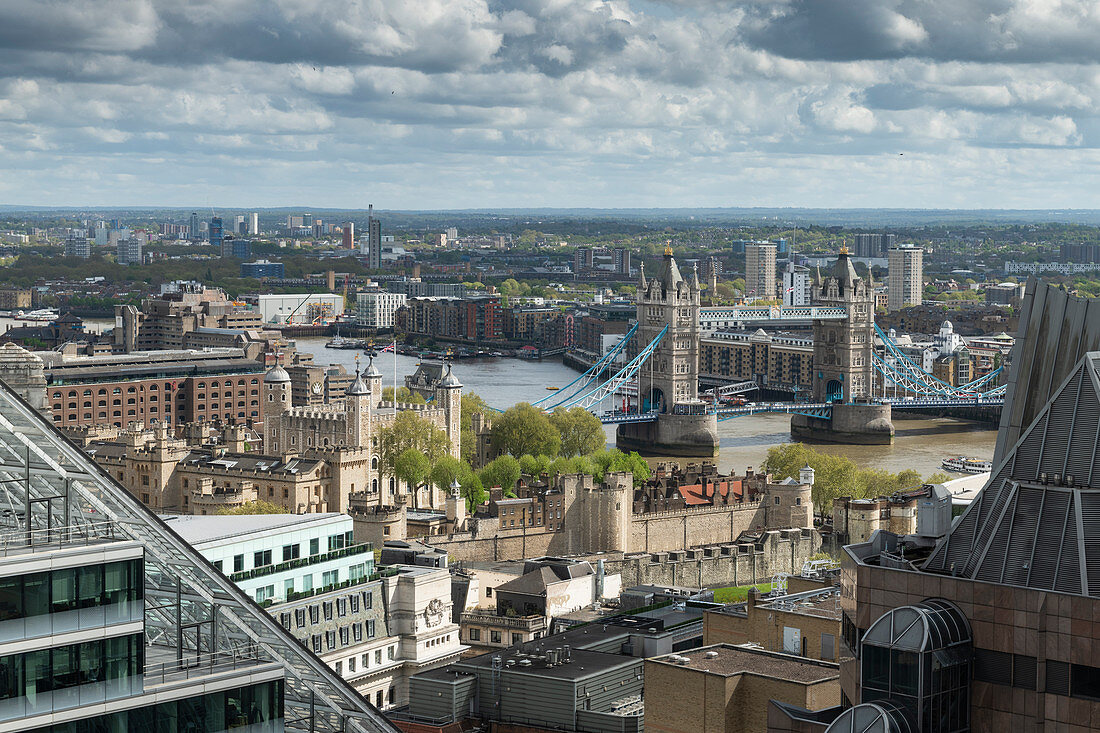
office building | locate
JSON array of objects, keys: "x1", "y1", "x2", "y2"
[
  {"x1": 357, "y1": 291, "x2": 407, "y2": 329},
  {"x1": 0, "y1": 378, "x2": 394, "y2": 733},
  {"x1": 64, "y1": 234, "x2": 90, "y2": 259},
  {"x1": 342, "y1": 222, "x2": 355, "y2": 249},
  {"x1": 189, "y1": 212, "x2": 200, "y2": 241},
  {"x1": 770, "y1": 281, "x2": 1100, "y2": 732},
  {"x1": 613, "y1": 247, "x2": 631, "y2": 275},
  {"x1": 210, "y1": 216, "x2": 224, "y2": 256},
  {"x1": 745, "y1": 242, "x2": 777, "y2": 300},
  {"x1": 886, "y1": 244, "x2": 923, "y2": 311},
  {"x1": 117, "y1": 236, "x2": 143, "y2": 266},
  {"x1": 241, "y1": 259, "x2": 285, "y2": 278},
  {"x1": 365, "y1": 205, "x2": 382, "y2": 269},
  {"x1": 783, "y1": 261, "x2": 811, "y2": 306},
  {"x1": 249, "y1": 211, "x2": 260, "y2": 235}
]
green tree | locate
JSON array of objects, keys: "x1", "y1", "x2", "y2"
[
  {"x1": 479, "y1": 455, "x2": 521, "y2": 496},
  {"x1": 491, "y1": 403, "x2": 561, "y2": 458},
  {"x1": 519, "y1": 454, "x2": 552, "y2": 476},
  {"x1": 550, "y1": 407, "x2": 606, "y2": 457},
  {"x1": 378, "y1": 411, "x2": 450, "y2": 475},
  {"x1": 458, "y1": 465, "x2": 487, "y2": 511},
  {"x1": 382, "y1": 386, "x2": 426, "y2": 404},
  {"x1": 429, "y1": 455, "x2": 465, "y2": 493},
  {"x1": 217, "y1": 500, "x2": 286, "y2": 515},
  {"x1": 394, "y1": 448, "x2": 431, "y2": 495},
  {"x1": 460, "y1": 392, "x2": 492, "y2": 465}
]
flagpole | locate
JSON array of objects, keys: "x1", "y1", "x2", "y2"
[{"x1": 393, "y1": 339, "x2": 398, "y2": 404}]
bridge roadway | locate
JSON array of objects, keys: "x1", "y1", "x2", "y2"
[
  {"x1": 699, "y1": 305, "x2": 848, "y2": 329},
  {"x1": 597, "y1": 396, "x2": 1006, "y2": 424}
]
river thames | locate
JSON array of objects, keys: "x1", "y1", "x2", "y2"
[{"x1": 296, "y1": 338, "x2": 997, "y2": 479}]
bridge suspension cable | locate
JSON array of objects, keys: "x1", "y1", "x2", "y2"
[
  {"x1": 873, "y1": 324, "x2": 1005, "y2": 398},
  {"x1": 553, "y1": 325, "x2": 668, "y2": 412},
  {"x1": 531, "y1": 322, "x2": 639, "y2": 410}
]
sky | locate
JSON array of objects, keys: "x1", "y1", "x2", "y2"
[{"x1": 1, "y1": 0, "x2": 1099, "y2": 210}]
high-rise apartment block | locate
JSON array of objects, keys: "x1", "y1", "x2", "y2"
[
  {"x1": 574, "y1": 247, "x2": 594, "y2": 273},
  {"x1": 64, "y1": 234, "x2": 90, "y2": 259},
  {"x1": 887, "y1": 244, "x2": 923, "y2": 311},
  {"x1": 853, "y1": 232, "x2": 897, "y2": 258},
  {"x1": 117, "y1": 236, "x2": 143, "y2": 265},
  {"x1": 366, "y1": 205, "x2": 382, "y2": 269},
  {"x1": 744, "y1": 242, "x2": 776, "y2": 300},
  {"x1": 210, "y1": 216, "x2": 225, "y2": 257},
  {"x1": 249, "y1": 212, "x2": 260, "y2": 235},
  {"x1": 342, "y1": 222, "x2": 355, "y2": 249},
  {"x1": 613, "y1": 247, "x2": 631, "y2": 275},
  {"x1": 189, "y1": 212, "x2": 200, "y2": 241},
  {"x1": 782, "y1": 261, "x2": 811, "y2": 306}
]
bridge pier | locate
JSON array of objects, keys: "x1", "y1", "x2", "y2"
[
  {"x1": 616, "y1": 410, "x2": 719, "y2": 457},
  {"x1": 790, "y1": 402, "x2": 894, "y2": 445}
]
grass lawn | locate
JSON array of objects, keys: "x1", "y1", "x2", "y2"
[{"x1": 711, "y1": 582, "x2": 774, "y2": 604}]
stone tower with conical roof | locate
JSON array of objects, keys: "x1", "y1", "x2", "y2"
[{"x1": 811, "y1": 250, "x2": 875, "y2": 403}]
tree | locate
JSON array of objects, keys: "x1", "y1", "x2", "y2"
[
  {"x1": 458, "y1": 466, "x2": 487, "y2": 511},
  {"x1": 550, "y1": 407, "x2": 606, "y2": 457},
  {"x1": 377, "y1": 411, "x2": 450, "y2": 475},
  {"x1": 382, "y1": 386, "x2": 426, "y2": 404},
  {"x1": 429, "y1": 455, "x2": 465, "y2": 493},
  {"x1": 491, "y1": 403, "x2": 561, "y2": 458},
  {"x1": 479, "y1": 455, "x2": 521, "y2": 497},
  {"x1": 460, "y1": 392, "x2": 492, "y2": 465},
  {"x1": 519, "y1": 454, "x2": 552, "y2": 476},
  {"x1": 217, "y1": 500, "x2": 286, "y2": 515},
  {"x1": 394, "y1": 448, "x2": 430, "y2": 495}
]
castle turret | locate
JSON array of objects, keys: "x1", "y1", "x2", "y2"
[
  {"x1": 346, "y1": 365, "x2": 370, "y2": 448},
  {"x1": 262, "y1": 363, "x2": 291, "y2": 452},
  {"x1": 363, "y1": 355, "x2": 383, "y2": 407},
  {"x1": 435, "y1": 362, "x2": 462, "y2": 460}
]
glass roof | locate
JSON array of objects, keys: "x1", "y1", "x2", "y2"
[
  {"x1": 0, "y1": 380, "x2": 395, "y2": 732},
  {"x1": 862, "y1": 599, "x2": 971, "y2": 652},
  {"x1": 824, "y1": 702, "x2": 917, "y2": 733}
]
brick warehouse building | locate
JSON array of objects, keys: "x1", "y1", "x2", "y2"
[
  {"x1": 770, "y1": 279, "x2": 1100, "y2": 733},
  {"x1": 41, "y1": 348, "x2": 265, "y2": 428}
]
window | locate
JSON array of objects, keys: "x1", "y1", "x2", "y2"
[
  {"x1": 279, "y1": 613, "x2": 291, "y2": 630},
  {"x1": 309, "y1": 605, "x2": 320, "y2": 624},
  {"x1": 212, "y1": 560, "x2": 222, "y2": 573},
  {"x1": 295, "y1": 608, "x2": 306, "y2": 628},
  {"x1": 388, "y1": 646, "x2": 395, "y2": 660},
  {"x1": 309, "y1": 538, "x2": 320, "y2": 556},
  {"x1": 311, "y1": 635, "x2": 322, "y2": 653},
  {"x1": 323, "y1": 601, "x2": 333, "y2": 620},
  {"x1": 775, "y1": 496, "x2": 781, "y2": 505},
  {"x1": 337, "y1": 598, "x2": 347, "y2": 616},
  {"x1": 469, "y1": 628, "x2": 481, "y2": 641},
  {"x1": 254, "y1": 585, "x2": 274, "y2": 603},
  {"x1": 486, "y1": 588, "x2": 493, "y2": 597},
  {"x1": 335, "y1": 661, "x2": 342, "y2": 676},
  {"x1": 233, "y1": 554, "x2": 244, "y2": 573},
  {"x1": 254, "y1": 549, "x2": 272, "y2": 568},
  {"x1": 348, "y1": 657, "x2": 356, "y2": 673},
  {"x1": 282, "y1": 543, "x2": 300, "y2": 561},
  {"x1": 1071, "y1": 664, "x2": 1100, "y2": 701},
  {"x1": 339, "y1": 627, "x2": 349, "y2": 645},
  {"x1": 325, "y1": 631, "x2": 336, "y2": 649},
  {"x1": 490, "y1": 630, "x2": 501, "y2": 644},
  {"x1": 350, "y1": 595, "x2": 360, "y2": 613},
  {"x1": 821, "y1": 633, "x2": 835, "y2": 661},
  {"x1": 375, "y1": 649, "x2": 382, "y2": 665},
  {"x1": 362, "y1": 653, "x2": 369, "y2": 669},
  {"x1": 368, "y1": 619, "x2": 376, "y2": 638},
  {"x1": 363, "y1": 590, "x2": 373, "y2": 609},
  {"x1": 323, "y1": 570, "x2": 339, "y2": 587},
  {"x1": 512, "y1": 633, "x2": 523, "y2": 645}
]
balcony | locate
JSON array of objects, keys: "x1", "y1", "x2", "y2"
[{"x1": 228, "y1": 542, "x2": 374, "y2": 583}]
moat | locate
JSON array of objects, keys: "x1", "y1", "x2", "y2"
[{"x1": 297, "y1": 338, "x2": 997, "y2": 478}]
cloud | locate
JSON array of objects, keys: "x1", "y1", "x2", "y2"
[{"x1": 0, "y1": 0, "x2": 1094, "y2": 207}]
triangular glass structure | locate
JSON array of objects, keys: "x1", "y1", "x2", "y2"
[{"x1": 0, "y1": 378, "x2": 396, "y2": 731}]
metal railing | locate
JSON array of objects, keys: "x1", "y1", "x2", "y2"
[
  {"x1": 0, "y1": 520, "x2": 118, "y2": 556},
  {"x1": 144, "y1": 647, "x2": 268, "y2": 687}
]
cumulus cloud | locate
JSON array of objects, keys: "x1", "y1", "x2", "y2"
[{"x1": 0, "y1": 0, "x2": 1094, "y2": 207}]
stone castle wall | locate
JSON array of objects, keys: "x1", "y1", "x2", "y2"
[{"x1": 628, "y1": 501, "x2": 766, "y2": 553}]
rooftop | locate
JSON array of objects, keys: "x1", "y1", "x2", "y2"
[
  {"x1": 650, "y1": 643, "x2": 839, "y2": 683},
  {"x1": 164, "y1": 512, "x2": 346, "y2": 545},
  {"x1": 458, "y1": 643, "x2": 639, "y2": 680}
]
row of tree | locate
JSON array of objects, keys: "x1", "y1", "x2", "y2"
[{"x1": 762, "y1": 443, "x2": 950, "y2": 513}]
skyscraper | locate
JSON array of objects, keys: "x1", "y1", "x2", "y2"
[
  {"x1": 189, "y1": 212, "x2": 200, "y2": 241},
  {"x1": 366, "y1": 204, "x2": 382, "y2": 268},
  {"x1": 887, "y1": 244, "x2": 923, "y2": 311},
  {"x1": 744, "y1": 242, "x2": 777, "y2": 300},
  {"x1": 210, "y1": 216, "x2": 225, "y2": 257},
  {"x1": 613, "y1": 247, "x2": 631, "y2": 276},
  {"x1": 249, "y1": 211, "x2": 260, "y2": 235},
  {"x1": 342, "y1": 222, "x2": 355, "y2": 249}
]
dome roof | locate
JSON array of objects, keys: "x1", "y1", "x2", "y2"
[
  {"x1": 364, "y1": 356, "x2": 382, "y2": 378},
  {"x1": 941, "y1": 319, "x2": 953, "y2": 330},
  {"x1": 347, "y1": 373, "x2": 370, "y2": 396},
  {"x1": 264, "y1": 364, "x2": 291, "y2": 383},
  {"x1": 439, "y1": 363, "x2": 462, "y2": 388}
]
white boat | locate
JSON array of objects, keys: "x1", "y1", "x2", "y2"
[
  {"x1": 14, "y1": 308, "x2": 59, "y2": 323},
  {"x1": 941, "y1": 456, "x2": 993, "y2": 474}
]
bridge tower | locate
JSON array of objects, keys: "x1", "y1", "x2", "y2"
[
  {"x1": 616, "y1": 248, "x2": 718, "y2": 457},
  {"x1": 636, "y1": 248, "x2": 701, "y2": 411},
  {"x1": 810, "y1": 250, "x2": 875, "y2": 403},
  {"x1": 792, "y1": 250, "x2": 894, "y2": 444}
]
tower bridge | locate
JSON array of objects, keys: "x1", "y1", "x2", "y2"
[{"x1": 532, "y1": 250, "x2": 1005, "y2": 451}]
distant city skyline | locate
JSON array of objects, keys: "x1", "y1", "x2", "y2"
[{"x1": 0, "y1": 1, "x2": 1098, "y2": 209}]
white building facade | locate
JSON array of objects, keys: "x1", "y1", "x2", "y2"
[{"x1": 357, "y1": 291, "x2": 407, "y2": 328}]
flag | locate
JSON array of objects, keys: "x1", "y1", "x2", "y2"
[{"x1": 380, "y1": 340, "x2": 396, "y2": 353}]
